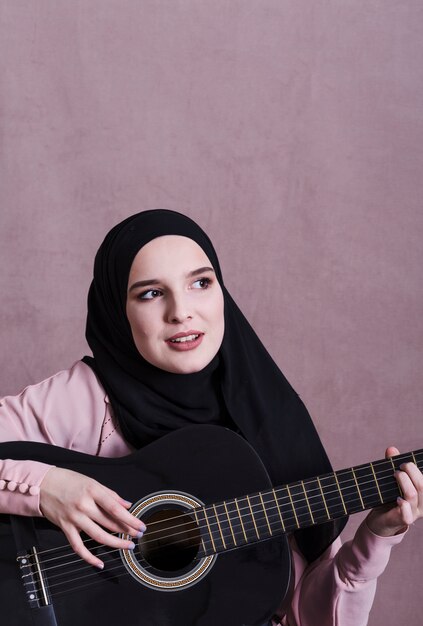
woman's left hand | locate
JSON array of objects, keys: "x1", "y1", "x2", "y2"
[{"x1": 366, "y1": 446, "x2": 423, "y2": 537}]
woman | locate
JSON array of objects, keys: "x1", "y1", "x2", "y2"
[{"x1": 0, "y1": 209, "x2": 422, "y2": 626}]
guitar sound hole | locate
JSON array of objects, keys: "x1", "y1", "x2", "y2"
[{"x1": 138, "y1": 507, "x2": 201, "y2": 573}]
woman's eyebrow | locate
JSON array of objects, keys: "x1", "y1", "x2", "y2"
[
  {"x1": 128, "y1": 278, "x2": 161, "y2": 291},
  {"x1": 128, "y1": 267, "x2": 215, "y2": 292},
  {"x1": 187, "y1": 266, "x2": 215, "y2": 278}
]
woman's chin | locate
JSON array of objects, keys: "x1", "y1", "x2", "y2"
[{"x1": 148, "y1": 351, "x2": 216, "y2": 375}]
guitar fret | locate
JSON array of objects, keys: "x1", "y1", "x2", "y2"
[
  {"x1": 193, "y1": 508, "x2": 206, "y2": 555},
  {"x1": 194, "y1": 507, "x2": 215, "y2": 555},
  {"x1": 378, "y1": 458, "x2": 406, "y2": 504},
  {"x1": 223, "y1": 500, "x2": 237, "y2": 546},
  {"x1": 259, "y1": 492, "x2": 272, "y2": 536},
  {"x1": 209, "y1": 505, "x2": 228, "y2": 552},
  {"x1": 252, "y1": 493, "x2": 271, "y2": 540},
  {"x1": 333, "y1": 472, "x2": 348, "y2": 515},
  {"x1": 276, "y1": 485, "x2": 298, "y2": 531},
  {"x1": 211, "y1": 502, "x2": 235, "y2": 551},
  {"x1": 370, "y1": 462, "x2": 384, "y2": 504},
  {"x1": 411, "y1": 452, "x2": 417, "y2": 465},
  {"x1": 297, "y1": 478, "x2": 324, "y2": 524},
  {"x1": 246, "y1": 495, "x2": 260, "y2": 539},
  {"x1": 239, "y1": 496, "x2": 262, "y2": 542},
  {"x1": 234, "y1": 498, "x2": 248, "y2": 543},
  {"x1": 244, "y1": 492, "x2": 280, "y2": 539},
  {"x1": 399, "y1": 452, "x2": 418, "y2": 466},
  {"x1": 336, "y1": 469, "x2": 365, "y2": 514},
  {"x1": 317, "y1": 476, "x2": 330, "y2": 520},
  {"x1": 224, "y1": 499, "x2": 248, "y2": 546},
  {"x1": 272, "y1": 488, "x2": 286, "y2": 532},
  {"x1": 213, "y1": 504, "x2": 227, "y2": 550},
  {"x1": 351, "y1": 467, "x2": 365, "y2": 510},
  {"x1": 288, "y1": 481, "x2": 313, "y2": 527},
  {"x1": 258, "y1": 490, "x2": 285, "y2": 535},
  {"x1": 285, "y1": 484, "x2": 300, "y2": 529},
  {"x1": 301, "y1": 481, "x2": 315, "y2": 524},
  {"x1": 388, "y1": 455, "x2": 402, "y2": 496},
  {"x1": 202, "y1": 507, "x2": 217, "y2": 553},
  {"x1": 353, "y1": 464, "x2": 384, "y2": 509},
  {"x1": 318, "y1": 474, "x2": 346, "y2": 519}
]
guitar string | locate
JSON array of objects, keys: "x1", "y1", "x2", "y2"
[
  {"x1": 26, "y1": 478, "x2": 387, "y2": 588},
  {"x1": 20, "y1": 450, "x2": 423, "y2": 601},
  {"x1": 32, "y1": 468, "x2": 401, "y2": 571},
  {"x1": 21, "y1": 480, "x2": 405, "y2": 599},
  {"x1": 21, "y1": 481, "x2": 406, "y2": 602},
  {"x1": 27, "y1": 470, "x2": 398, "y2": 579},
  {"x1": 26, "y1": 476, "x2": 403, "y2": 579},
  {"x1": 24, "y1": 451, "x2": 421, "y2": 565},
  {"x1": 20, "y1": 451, "x2": 422, "y2": 599},
  {"x1": 22, "y1": 448, "x2": 420, "y2": 584},
  {"x1": 24, "y1": 460, "x2": 420, "y2": 584},
  {"x1": 23, "y1": 482, "x2": 400, "y2": 598},
  {"x1": 21, "y1": 465, "x2": 402, "y2": 572},
  {"x1": 23, "y1": 481, "x2": 405, "y2": 603}
]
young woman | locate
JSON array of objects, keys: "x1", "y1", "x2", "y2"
[{"x1": 0, "y1": 210, "x2": 422, "y2": 626}]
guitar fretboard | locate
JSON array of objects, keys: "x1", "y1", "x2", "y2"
[{"x1": 196, "y1": 449, "x2": 422, "y2": 556}]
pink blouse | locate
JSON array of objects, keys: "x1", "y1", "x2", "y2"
[{"x1": 0, "y1": 361, "x2": 405, "y2": 626}]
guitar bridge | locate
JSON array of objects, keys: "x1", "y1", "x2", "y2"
[{"x1": 17, "y1": 546, "x2": 52, "y2": 609}]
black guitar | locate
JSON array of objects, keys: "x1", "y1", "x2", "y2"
[{"x1": 0, "y1": 425, "x2": 421, "y2": 626}]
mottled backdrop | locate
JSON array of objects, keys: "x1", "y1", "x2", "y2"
[{"x1": 1, "y1": 2, "x2": 422, "y2": 624}]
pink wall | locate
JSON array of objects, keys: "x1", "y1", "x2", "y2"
[{"x1": 1, "y1": 2, "x2": 422, "y2": 624}]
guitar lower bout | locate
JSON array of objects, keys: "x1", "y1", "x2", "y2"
[
  {"x1": 121, "y1": 490, "x2": 216, "y2": 591},
  {"x1": 0, "y1": 427, "x2": 292, "y2": 626}
]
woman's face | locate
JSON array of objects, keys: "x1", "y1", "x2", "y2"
[{"x1": 126, "y1": 235, "x2": 225, "y2": 374}]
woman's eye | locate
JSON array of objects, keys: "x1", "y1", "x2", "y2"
[
  {"x1": 138, "y1": 289, "x2": 162, "y2": 300},
  {"x1": 192, "y1": 277, "x2": 211, "y2": 289}
]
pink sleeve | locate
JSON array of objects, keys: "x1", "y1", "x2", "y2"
[
  {"x1": 0, "y1": 361, "x2": 109, "y2": 517},
  {"x1": 282, "y1": 521, "x2": 406, "y2": 626},
  {"x1": 0, "y1": 460, "x2": 53, "y2": 516}
]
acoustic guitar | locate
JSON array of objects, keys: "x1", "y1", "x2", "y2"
[{"x1": 0, "y1": 425, "x2": 421, "y2": 626}]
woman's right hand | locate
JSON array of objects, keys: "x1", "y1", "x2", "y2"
[{"x1": 39, "y1": 467, "x2": 146, "y2": 568}]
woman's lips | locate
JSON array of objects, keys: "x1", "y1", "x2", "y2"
[{"x1": 165, "y1": 331, "x2": 204, "y2": 351}]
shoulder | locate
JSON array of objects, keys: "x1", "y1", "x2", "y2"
[
  {"x1": 20, "y1": 360, "x2": 108, "y2": 425},
  {"x1": 0, "y1": 361, "x2": 108, "y2": 449},
  {"x1": 1, "y1": 361, "x2": 106, "y2": 406}
]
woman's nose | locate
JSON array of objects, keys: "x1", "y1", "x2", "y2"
[{"x1": 166, "y1": 294, "x2": 192, "y2": 323}]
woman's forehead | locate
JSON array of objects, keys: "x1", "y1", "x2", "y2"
[{"x1": 129, "y1": 235, "x2": 213, "y2": 278}]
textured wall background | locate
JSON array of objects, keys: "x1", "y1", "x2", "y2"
[{"x1": 1, "y1": 2, "x2": 422, "y2": 624}]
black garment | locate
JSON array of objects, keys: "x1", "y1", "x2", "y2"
[{"x1": 83, "y1": 209, "x2": 346, "y2": 562}]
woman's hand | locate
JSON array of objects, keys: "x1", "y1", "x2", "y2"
[
  {"x1": 40, "y1": 467, "x2": 146, "y2": 568},
  {"x1": 366, "y1": 446, "x2": 423, "y2": 537}
]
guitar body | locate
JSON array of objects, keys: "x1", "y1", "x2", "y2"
[{"x1": 0, "y1": 426, "x2": 290, "y2": 626}]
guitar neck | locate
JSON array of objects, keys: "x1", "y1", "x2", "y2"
[{"x1": 198, "y1": 449, "x2": 423, "y2": 557}]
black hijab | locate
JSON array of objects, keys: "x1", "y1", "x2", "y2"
[{"x1": 83, "y1": 209, "x2": 346, "y2": 562}]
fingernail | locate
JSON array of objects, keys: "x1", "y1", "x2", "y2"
[
  {"x1": 139, "y1": 522, "x2": 146, "y2": 531},
  {"x1": 128, "y1": 541, "x2": 136, "y2": 550},
  {"x1": 136, "y1": 531, "x2": 144, "y2": 538},
  {"x1": 123, "y1": 500, "x2": 132, "y2": 506},
  {"x1": 96, "y1": 562, "x2": 104, "y2": 570}
]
